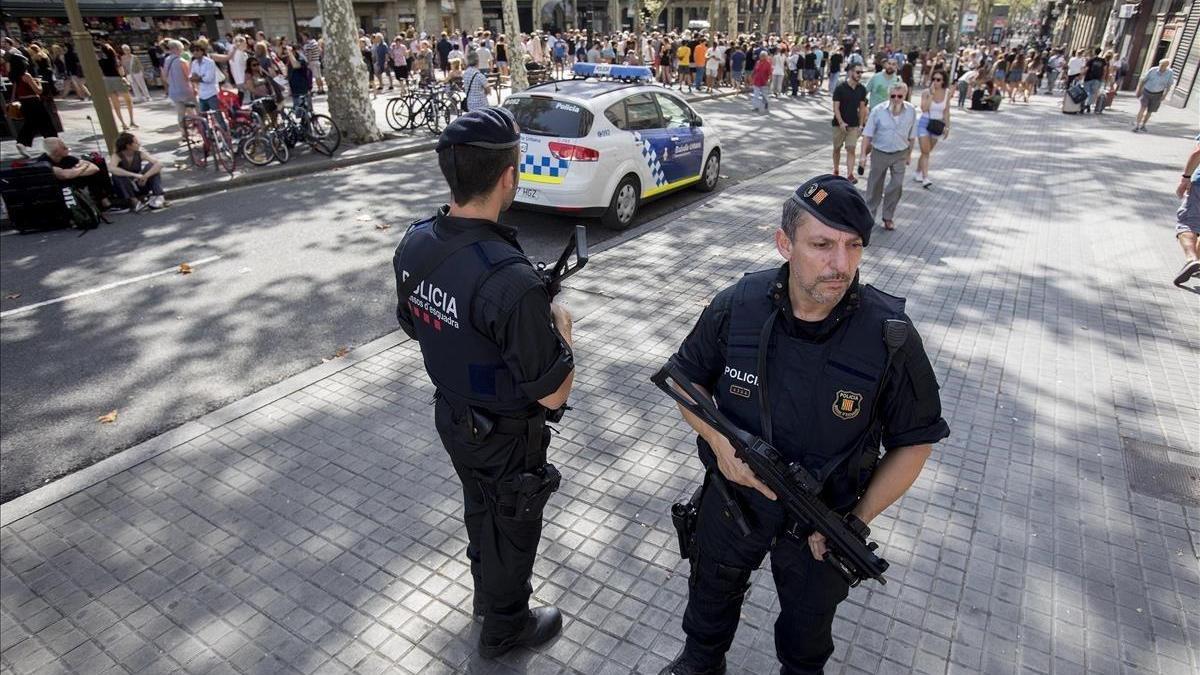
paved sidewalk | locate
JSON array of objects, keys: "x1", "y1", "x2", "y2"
[
  {"x1": 1, "y1": 84, "x2": 736, "y2": 201},
  {"x1": 2, "y1": 95, "x2": 1198, "y2": 675}
]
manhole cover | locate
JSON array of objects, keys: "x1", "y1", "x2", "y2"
[{"x1": 1122, "y1": 438, "x2": 1200, "y2": 507}]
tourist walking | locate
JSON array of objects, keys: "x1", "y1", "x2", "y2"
[
  {"x1": 831, "y1": 64, "x2": 868, "y2": 182},
  {"x1": 120, "y1": 45, "x2": 151, "y2": 102},
  {"x1": 914, "y1": 72, "x2": 951, "y2": 188},
  {"x1": 863, "y1": 82, "x2": 918, "y2": 231},
  {"x1": 1133, "y1": 59, "x2": 1173, "y2": 133},
  {"x1": 750, "y1": 51, "x2": 772, "y2": 113}
]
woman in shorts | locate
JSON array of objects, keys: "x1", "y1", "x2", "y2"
[
  {"x1": 914, "y1": 70, "x2": 951, "y2": 189},
  {"x1": 992, "y1": 52, "x2": 1009, "y2": 98},
  {"x1": 1006, "y1": 53, "x2": 1025, "y2": 103},
  {"x1": 98, "y1": 42, "x2": 136, "y2": 129}
]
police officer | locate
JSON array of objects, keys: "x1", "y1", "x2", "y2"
[
  {"x1": 392, "y1": 107, "x2": 575, "y2": 658},
  {"x1": 661, "y1": 175, "x2": 950, "y2": 674}
]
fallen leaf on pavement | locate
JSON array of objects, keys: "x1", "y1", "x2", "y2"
[
  {"x1": 97, "y1": 410, "x2": 118, "y2": 424},
  {"x1": 322, "y1": 346, "x2": 350, "y2": 362},
  {"x1": 374, "y1": 223, "x2": 391, "y2": 230},
  {"x1": 180, "y1": 215, "x2": 197, "y2": 221},
  {"x1": 178, "y1": 263, "x2": 193, "y2": 274},
  {"x1": 4, "y1": 292, "x2": 20, "y2": 300},
  {"x1": 355, "y1": 214, "x2": 373, "y2": 222}
]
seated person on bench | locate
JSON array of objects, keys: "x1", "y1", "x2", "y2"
[
  {"x1": 35, "y1": 138, "x2": 117, "y2": 211},
  {"x1": 109, "y1": 132, "x2": 166, "y2": 211}
]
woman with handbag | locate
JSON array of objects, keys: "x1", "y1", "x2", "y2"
[
  {"x1": 120, "y1": 45, "x2": 151, "y2": 103},
  {"x1": 7, "y1": 52, "x2": 58, "y2": 158},
  {"x1": 98, "y1": 42, "x2": 136, "y2": 129},
  {"x1": 914, "y1": 69, "x2": 951, "y2": 189}
]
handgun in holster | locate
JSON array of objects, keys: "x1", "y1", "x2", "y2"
[
  {"x1": 671, "y1": 470, "x2": 751, "y2": 560},
  {"x1": 485, "y1": 412, "x2": 562, "y2": 521}
]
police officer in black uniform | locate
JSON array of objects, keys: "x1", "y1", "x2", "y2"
[
  {"x1": 392, "y1": 107, "x2": 575, "y2": 658},
  {"x1": 661, "y1": 175, "x2": 951, "y2": 674}
]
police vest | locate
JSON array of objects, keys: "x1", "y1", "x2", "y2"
[
  {"x1": 712, "y1": 269, "x2": 907, "y2": 510},
  {"x1": 393, "y1": 217, "x2": 534, "y2": 415}
]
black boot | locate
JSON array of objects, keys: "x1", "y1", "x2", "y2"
[
  {"x1": 659, "y1": 653, "x2": 727, "y2": 675},
  {"x1": 478, "y1": 606, "x2": 562, "y2": 658}
]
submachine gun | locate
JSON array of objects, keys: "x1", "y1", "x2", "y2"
[
  {"x1": 537, "y1": 225, "x2": 589, "y2": 299},
  {"x1": 651, "y1": 363, "x2": 890, "y2": 587}
]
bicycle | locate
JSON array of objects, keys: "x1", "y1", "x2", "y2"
[
  {"x1": 277, "y1": 95, "x2": 341, "y2": 156},
  {"x1": 385, "y1": 83, "x2": 462, "y2": 133},
  {"x1": 182, "y1": 107, "x2": 237, "y2": 175}
]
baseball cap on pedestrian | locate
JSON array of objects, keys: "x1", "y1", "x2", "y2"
[
  {"x1": 789, "y1": 174, "x2": 875, "y2": 246},
  {"x1": 435, "y1": 106, "x2": 520, "y2": 153}
]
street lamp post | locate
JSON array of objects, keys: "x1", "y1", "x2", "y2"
[{"x1": 64, "y1": 0, "x2": 119, "y2": 154}]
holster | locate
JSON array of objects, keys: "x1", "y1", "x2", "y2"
[
  {"x1": 461, "y1": 403, "x2": 561, "y2": 522},
  {"x1": 671, "y1": 481, "x2": 705, "y2": 560}
]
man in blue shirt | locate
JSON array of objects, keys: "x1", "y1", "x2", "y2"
[
  {"x1": 1133, "y1": 58, "x2": 1173, "y2": 133},
  {"x1": 862, "y1": 82, "x2": 918, "y2": 231}
]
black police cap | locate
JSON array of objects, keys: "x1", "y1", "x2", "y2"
[
  {"x1": 436, "y1": 106, "x2": 520, "y2": 153},
  {"x1": 789, "y1": 174, "x2": 875, "y2": 247}
]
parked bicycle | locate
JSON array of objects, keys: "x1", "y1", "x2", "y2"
[
  {"x1": 276, "y1": 95, "x2": 341, "y2": 157},
  {"x1": 384, "y1": 83, "x2": 463, "y2": 133},
  {"x1": 182, "y1": 107, "x2": 237, "y2": 175}
]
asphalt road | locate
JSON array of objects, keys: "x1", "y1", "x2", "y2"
[{"x1": 0, "y1": 91, "x2": 835, "y2": 502}]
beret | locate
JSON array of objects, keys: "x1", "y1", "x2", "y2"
[
  {"x1": 789, "y1": 174, "x2": 875, "y2": 247},
  {"x1": 436, "y1": 106, "x2": 521, "y2": 153}
]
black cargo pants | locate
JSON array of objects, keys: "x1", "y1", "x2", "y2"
[
  {"x1": 434, "y1": 395, "x2": 550, "y2": 640},
  {"x1": 679, "y1": 451, "x2": 852, "y2": 674}
]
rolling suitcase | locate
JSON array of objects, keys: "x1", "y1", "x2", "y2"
[
  {"x1": 1062, "y1": 83, "x2": 1086, "y2": 114},
  {"x1": 0, "y1": 165, "x2": 72, "y2": 232}
]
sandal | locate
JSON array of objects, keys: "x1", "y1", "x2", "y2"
[
  {"x1": 883, "y1": 220, "x2": 896, "y2": 230},
  {"x1": 847, "y1": 174, "x2": 859, "y2": 185}
]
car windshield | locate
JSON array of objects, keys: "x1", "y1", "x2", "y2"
[{"x1": 504, "y1": 96, "x2": 593, "y2": 138}]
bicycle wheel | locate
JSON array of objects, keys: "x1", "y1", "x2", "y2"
[
  {"x1": 242, "y1": 131, "x2": 274, "y2": 166},
  {"x1": 389, "y1": 97, "x2": 414, "y2": 130},
  {"x1": 425, "y1": 98, "x2": 449, "y2": 133},
  {"x1": 270, "y1": 131, "x2": 290, "y2": 164},
  {"x1": 184, "y1": 118, "x2": 208, "y2": 169},
  {"x1": 306, "y1": 114, "x2": 341, "y2": 156},
  {"x1": 212, "y1": 125, "x2": 237, "y2": 174}
]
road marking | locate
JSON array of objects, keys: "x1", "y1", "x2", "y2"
[{"x1": 0, "y1": 255, "x2": 223, "y2": 318}]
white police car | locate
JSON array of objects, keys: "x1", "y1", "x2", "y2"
[{"x1": 503, "y1": 63, "x2": 721, "y2": 229}]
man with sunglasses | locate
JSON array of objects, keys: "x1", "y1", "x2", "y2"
[
  {"x1": 831, "y1": 66, "x2": 868, "y2": 183},
  {"x1": 862, "y1": 82, "x2": 918, "y2": 231}
]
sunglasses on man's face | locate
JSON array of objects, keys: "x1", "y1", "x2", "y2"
[{"x1": 890, "y1": 94, "x2": 905, "y2": 99}]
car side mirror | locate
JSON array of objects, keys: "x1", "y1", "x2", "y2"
[{"x1": 691, "y1": 116, "x2": 703, "y2": 127}]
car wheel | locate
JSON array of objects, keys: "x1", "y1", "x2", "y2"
[
  {"x1": 697, "y1": 151, "x2": 720, "y2": 192},
  {"x1": 601, "y1": 174, "x2": 640, "y2": 230}
]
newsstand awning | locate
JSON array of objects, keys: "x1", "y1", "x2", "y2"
[{"x1": 0, "y1": 0, "x2": 223, "y2": 18}]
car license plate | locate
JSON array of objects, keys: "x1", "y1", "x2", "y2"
[{"x1": 517, "y1": 187, "x2": 538, "y2": 200}]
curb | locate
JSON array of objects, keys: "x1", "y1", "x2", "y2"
[
  {"x1": 166, "y1": 137, "x2": 438, "y2": 201},
  {"x1": 0, "y1": 330, "x2": 410, "y2": 527}
]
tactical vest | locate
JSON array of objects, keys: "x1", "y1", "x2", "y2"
[
  {"x1": 393, "y1": 217, "x2": 534, "y2": 415},
  {"x1": 711, "y1": 269, "x2": 907, "y2": 510}
]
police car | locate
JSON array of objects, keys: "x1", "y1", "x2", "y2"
[{"x1": 503, "y1": 63, "x2": 721, "y2": 229}]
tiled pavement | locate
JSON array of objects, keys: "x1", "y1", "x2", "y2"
[{"x1": 2, "y1": 95, "x2": 1199, "y2": 674}]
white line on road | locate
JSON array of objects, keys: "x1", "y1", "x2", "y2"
[{"x1": 0, "y1": 255, "x2": 223, "y2": 319}]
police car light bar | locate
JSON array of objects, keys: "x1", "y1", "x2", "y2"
[{"x1": 572, "y1": 62, "x2": 654, "y2": 81}]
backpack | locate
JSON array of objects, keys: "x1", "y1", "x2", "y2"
[{"x1": 62, "y1": 187, "x2": 104, "y2": 231}]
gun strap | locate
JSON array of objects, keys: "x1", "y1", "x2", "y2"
[{"x1": 754, "y1": 308, "x2": 781, "y2": 446}]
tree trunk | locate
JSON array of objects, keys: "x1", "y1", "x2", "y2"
[
  {"x1": 317, "y1": 0, "x2": 383, "y2": 144},
  {"x1": 780, "y1": 0, "x2": 794, "y2": 37},
  {"x1": 709, "y1": 0, "x2": 721, "y2": 34},
  {"x1": 875, "y1": 0, "x2": 886, "y2": 48},
  {"x1": 503, "y1": 0, "x2": 528, "y2": 91},
  {"x1": 727, "y1": 0, "x2": 738, "y2": 36},
  {"x1": 931, "y1": 0, "x2": 940, "y2": 49},
  {"x1": 858, "y1": 0, "x2": 869, "y2": 46},
  {"x1": 894, "y1": 0, "x2": 905, "y2": 47},
  {"x1": 609, "y1": 0, "x2": 622, "y2": 32},
  {"x1": 415, "y1": 0, "x2": 427, "y2": 37}
]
